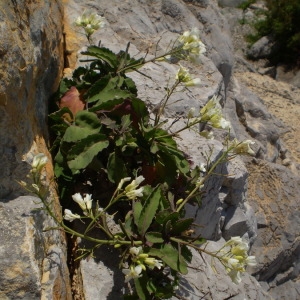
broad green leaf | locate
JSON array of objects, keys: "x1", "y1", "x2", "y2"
[
  {"x1": 89, "y1": 89, "x2": 132, "y2": 109},
  {"x1": 107, "y1": 152, "x2": 127, "y2": 183},
  {"x1": 137, "y1": 186, "x2": 161, "y2": 236},
  {"x1": 181, "y1": 245, "x2": 193, "y2": 263},
  {"x1": 134, "y1": 275, "x2": 149, "y2": 300},
  {"x1": 67, "y1": 134, "x2": 109, "y2": 172},
  {"x1": 63, "y1": 126, "x2": 100, "y2": 143},
  {"x1": 82, "y1": 46, "x2": 118, "y2": 68},
  {"x1": 155, "y1": 209, "x2": 174, "y2": 225},
  {"x1": 124, "y1": 77, "x2": 137, "y2": 94},
  {"x1": 171, "y1": 218, "x2": 194, "y2": 236},
  {"x1": 148, "y1": 244, "x2": 188, "y2": 274},
  {"x1": 133, "y1": 201, "x2": 143, "y2": 228},
  {"x1": 49, "y1": 107, "x2": 73, "y2": 123},
  {"x1": 145, "y1": 232, "x2": 164, "y2": 244},
  {"x1": 75, "y1": 111, "x2": 102, "y2": 130}
]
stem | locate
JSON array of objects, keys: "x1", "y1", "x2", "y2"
[
  {"x1": 176, "y1": 148, "x2": 231, "y2": 212},
  {"x1": 170, "y1": 237, "x2": 219, "y2": 259},
  {"x1": 116, "y1": 47, "x2": 183, "y2": 74}
]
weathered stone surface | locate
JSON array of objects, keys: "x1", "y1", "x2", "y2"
[
  {"x1": 247, "y1": 36, "x2": 278, "y2": 60},
  {"x1": 0, "y1": 1, "x2": 71, "y2": 299},
  {"x1": 227, "y1": 76, "x2": 286, "y2": 162},
  {"x1": 218, "y1": 0, "x2": 248, "y2": 7},
  {"x1": 174, "y1": 243, "x2": 272, "y2": 300},
  {"x1": 0, "y1": 196, "x2": 71, "y2": 300},
  {"x1": 246, "y1": 160, "x2": 300, "y2": 299},
  {"x1": 0, "y1": 1, "x2": 64, "y2": 198}
]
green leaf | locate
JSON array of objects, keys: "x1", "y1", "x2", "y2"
[
  {"x1": 63, "y1": 126, "x2": 100, "y2": 143},
  {"x1": 134, "y1": 275, "x2": 150, "y2": 300},
  {"x1": 145, "y1": 232, "x2": 164, "y2": 244},
  {"x1": 75, "y1": 111, "x2": 102, "y2": 130},
  {"x1": 90, "y1": 89, "x2": 133, "y2": 110},
  {"x1": 107, "y1": 152, "x2": 128, "y2": 183},
  {"x1": 133, "y1": 201, "x2": 143, "y2": 229},
  {"x1": 155, "y1": 209, "x2": 174, "y2": 225},
  {"x1": 137, "y1": 186, "x2": 161, "y2": 236},
  {"x1": 82, "y1": 46, "x2": 118, "y2": 68},
  {"x1": 67, "y1": 134, "x2": 109, "y2": 172},
  {"x1": 49, "y1": 107, "x2": 73, "y2": 123},
  {"x1": 171, "y1": 218, "x2": 194, "y2": 236},
  {"x1": 124, "y1": 77, "x2": 137, "y2": 94},
  {"x1": 148, "y1": 244, "x2": 188, "y2": 274},
  {"x1": 181, "y1": 245, "x2": 193, "y2": 264}
]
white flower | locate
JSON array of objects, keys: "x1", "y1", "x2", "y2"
[
  {"x1": 64, "y1": 209, "x2": 81, "y2": 222},
  {"x1": 227, "y1": 258, "x2": 240, "y2": 269},
  {"x1": 176, "y1": 65, "x2": 201, "y2": 87},
  {"x1": 72, "y1": 193, "x2": 93, "y2": 212},
  {"x1": 199, "y1": 163, "x2": 206, "y2": 173},
  {"x1": 124, "y1": 176, "x2": 145, "y2": 200},
  {"x1": 185, "y1": 77, "x2": 201, "y2": 87},
  {"x1": 32, "y1": 153, "x2": 48, "y2": 171},
  {"x1": 117, "y1": 177, "x2": 131, "y2": 190},
  {"x1": 199, "y1": 95, "x2": 231, "y2": 130},
  {"x1": 228, "y1": 139, "x2": 255, "y2": 156},
  {"x1": 75, "y1": 10, "x2": 106, "y2": 37},
  {"x1": 228, "y1": 269, "x2": 242, "y2": 284},
  {"x1": 187, "y1": 107, "x2": 195, "y2": 119},
  {"x1": 122, "y1": 265, "x2": 143, "y2": 283},
  {"x1": 245, "y1": 256, "x2": 257, "y2": 267},
  {"x1": 200, "y1": 130, "x2": 214, "y2": 140},
  {"x1": 32, "y1": 184, "x2": 40, "y2": 192},
  {"x1": 176, "y1": 28, "x2": 206, "y2": 62},
  {"x1": 144, "y1": 257, "x2": 163, "y2": 270},
  {"x1": 129, "y1": 246, "x2": 143, "y2": 257}
]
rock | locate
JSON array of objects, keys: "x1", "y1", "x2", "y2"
[
  {"x1": 246, "y1": 160, "x2": 300, "y2": 299},
  {"x1": 276, "y1": 64, "x2": 300, "y2": 88},
  {"x1": 0, "y1": 196, "x2": 71, "y2": 300},
  {"x1": 174, "y1": 242, "x2": 272, "y2": 300},
  {"x1": 228, "y1": 76, "x2": 286, "y2": 162},
  {"x1": 218, "y1": 0, "x2": 248, "y2": 7},
  {"x1": 0, "y1": 1, "x2": 71, "y2": 298},
  {"x1": 0, "y1": 1, "x2": 64, "y2": 199},
  {"x1": 247, "y1": 36, "x2": 278, "y2": 60}
]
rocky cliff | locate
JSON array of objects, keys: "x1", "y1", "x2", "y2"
[{"x1": 0, "y1": 0, "x2": 299, "y2": 299}]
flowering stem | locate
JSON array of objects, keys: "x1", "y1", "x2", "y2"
[{"x1": 176, "y1": 148, "x2": 231, "y2": 212}]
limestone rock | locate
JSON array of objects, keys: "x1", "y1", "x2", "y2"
[
  {"x1": 246, "y1": 160, "x2": 300, "y2": 299},
  {"x1": 0, "y1": 196, "x2": 71, "y2": 300},
  {"x1": 247, "y1": 36, "x2": 279, "y2": 60},
  {"x1": 218, "y1": 0, "x2": 249, "y2": 7},
  {"x1": 0, "y1": 1, "x2": 71, "y2": 298}
]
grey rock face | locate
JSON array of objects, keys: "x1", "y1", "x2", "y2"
[
  {"x1": 218, "y1": 0, "x2": 249, "y2": 7},
  {"x1": 0, "y1": 196, "x2": 71, "y2": 300},
  {"x1": 246, "y1": 160, "x2": 300, "y2": 300},
  {"x1": 0, "y1": 1, "x2": 71, "y2": 299},
  {"x1": 247, "y1": 36, "x2": 279, "y2": 60},
  {"x1": 0, "y1": 1, "x2": 64, "y2": 199}
]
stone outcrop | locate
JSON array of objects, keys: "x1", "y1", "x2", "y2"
[{"x1": 0, "y1": 1, "x2": 71, "y2": 299}]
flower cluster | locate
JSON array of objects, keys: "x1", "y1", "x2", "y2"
[
  {"x1": 176, "y1": 65, "x2": 201, "y2": 87},
  {"x1": 122, "y1": 247, "x2": 163, "y2": 282},
  {"x1": 63, "y1": 193, "x2": 93, "y2": 221},
  {"x1": 217, "y1": 237, "x2": 257, "y2": 284},
  {"x1": 123, "y1": 176, "x2": 145, "y2": 200},
  {"x1": 199, "y1": 95, "x2": 231, "y2": 130},
  {"x1": 75, "y1": 10, "x2": 106, "y2": 38},
  {"x1": 176, "y1": 28, "x2": 206, "y2": 63},
  {"x1": 31, "y1": 153, "x2": 48, "y2": 173},
  {"x1": 228, "y1": 138, "x2": 255, "y2": 156}
]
